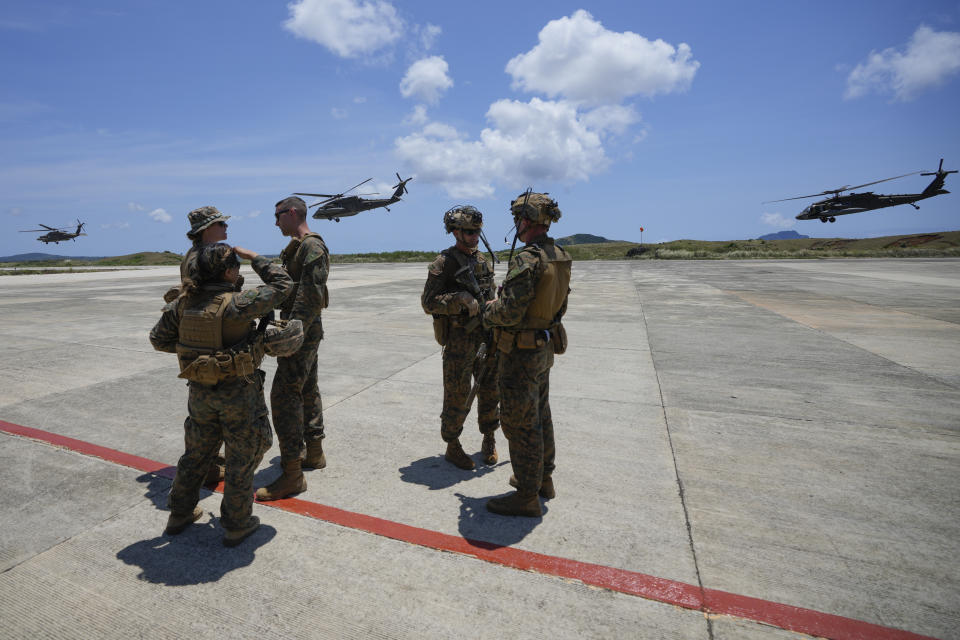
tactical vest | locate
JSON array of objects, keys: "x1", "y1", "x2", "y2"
[
  {"x1": 521, "y1": 243, "x2": 571, "y2": 329},
  {"x1": 440, "y1": 247, "x2": 495, "y2": 301},
  {"x1": 175, "y1": 291, "x2": 262, "y2": 385},
  {"x1": 280, "y1": 233, "x2": 330, "y2": 316}
]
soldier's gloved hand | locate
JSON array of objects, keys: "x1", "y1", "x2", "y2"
[{"x1": 457, "y1": 291, "x2": 479, "y2": 317}]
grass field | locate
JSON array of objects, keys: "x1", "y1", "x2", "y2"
[{"x1": 2, "y1": 231, "x2": 958, "y2": 269}]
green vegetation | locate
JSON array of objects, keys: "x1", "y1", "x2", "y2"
[
  {"x1": 563, "y1": 231, "x2": 960, "y2": 260},
  {"x1": 331, "y1": 250, "x2": 437, "y2": 263},
  {"x1": 3, "y1": 232, "x2": 958, "y2": 271}
]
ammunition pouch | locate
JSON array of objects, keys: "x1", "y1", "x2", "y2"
[
  {"x1": 432, "y1": 315, "x2": 449, "y2": 346},
  {"x1": 493, "y1": 327, "x2": 550, "y2": 354},
  {"x1": 549, "y1": 322, "x2": 567, "y2": 355},
  {"x1": 176, "y1": 343, "x2": 262, "y2": 386}
]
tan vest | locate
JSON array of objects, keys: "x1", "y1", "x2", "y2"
[
  {"x1": 521, "y1": 244, "x2": 571, "y2": 329},
  {"x1": 175, "y1": 292, "x2": 261, "y2": 385},
  {"x1": 280, "y1": 233, "x2": 330, "y2": 316}
]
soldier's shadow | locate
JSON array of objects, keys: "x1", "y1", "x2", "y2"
[
  {"x1": 135, "y1": 469, "x2": 178, "y2": 510},
  {"x1": 398, "y1": 455, "x2": 506, "y2": 490},
  {"x1": 116, "y1": 517, "x2": 276, "y2": 586},
  {"x1": 454, "y1": 492, "x2": 544, "y2": 547}
]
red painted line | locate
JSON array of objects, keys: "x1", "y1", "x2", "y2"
[{"x1": 0, "y1": 419, "x2": 939, "y2": 640}]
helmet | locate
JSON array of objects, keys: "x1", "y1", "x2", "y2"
[
  {"x1": 263, "y1": 319, "x2": 304, "y2": 357},
  {"x1": 443, "y1": 205, "x2": 483, "y2": 233},
  {"x1": 510, "y1": 192, "x2": 561, "y2": 226}
]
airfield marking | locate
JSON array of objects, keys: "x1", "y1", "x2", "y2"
[{"x1": 0, "y1": 419, "x2": 937, "y2": 640}]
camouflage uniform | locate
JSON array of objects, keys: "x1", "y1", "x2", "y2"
[
  {"x1": 271, "y1": 233, "x2": 330, "y2": 463},
  {"x1": 422, "y1": 246, "x2": 500, "y2": 442},
  {"x1": 150, "y1": 254, "x2": 292, "y2": 532},
  {"x1": 163, "y1": 206, "x2": 233, "y2": 304},
  {"x1": 484, "y1": 194, "x2": 571, "y2": 507}
]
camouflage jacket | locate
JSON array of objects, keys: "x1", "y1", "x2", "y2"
[
  {"x1": 483, "y1": 234, "x2": 570, "y2": 329},
  {"x1": 421, "y1": 245, "x2": 495, "y2": 316},
  {"x1": 150, "y1": 256, "x2": 293, "y2": 353},
  {"x1": 278, "y1": 233, "x2": 329, "y2": 325}
]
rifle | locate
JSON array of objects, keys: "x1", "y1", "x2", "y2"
[{"x1": 451, "y1": 262, "x2": 499, "y2": 428}]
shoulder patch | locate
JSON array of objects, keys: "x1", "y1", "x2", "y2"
[
  {"x1": 504, "y1": 261, "x2": 532, "y2": 282},
  {"x1": 428, "y1": 254, "x2": 446, "y2": 276},
  {"x1": 235, "y1": 290, "x2": 259, "y2": 307}
]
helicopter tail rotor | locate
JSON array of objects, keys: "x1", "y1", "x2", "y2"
[{"x1": 392, "y1": 173, "x2": 412, "y2": 196}]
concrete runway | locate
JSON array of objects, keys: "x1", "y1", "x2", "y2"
[{"x1": 0, "y1": 258, "x2": 957, "y2": 639}]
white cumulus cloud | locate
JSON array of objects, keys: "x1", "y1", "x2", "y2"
[
  {"x1": 148, "y1": 208, "x2": 172, "y2": 223},
  {"x1": 396, "y1": 98, "x2": 614, "y2": 198},
  {"x1": 845, "y1": 25, "x2": 960, "y2": 101},
  {"x1": 127, "y1": 202, "x2": 145, "y2": 212},
  {"x1": 284, "y1": 0, "x2": 404, "y2": 59},
  {"x1": 400, "y1": 56, "x2": 453, "y2": 104},
  {"x1": 331, "y1": 107, "x2": 348, "y2": 119},
  {"x1": 760, "y1": 212, "x2": 795, "y2": 229},
  {"x1": 505, "y1": 10, "x2": 699, "y2": 105}
]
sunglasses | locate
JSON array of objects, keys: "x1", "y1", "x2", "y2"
[
  {"x1": 460, "y1": 228, "x2": 480, "y2": 236},
  {"x1": 274, "y1": 209, "x2": 291, "y2": 219}
]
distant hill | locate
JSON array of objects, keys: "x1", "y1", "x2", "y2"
[
  {"x1": 0, "y1": 251, "x2": 182, "y2": 266},
  {"x1": 758, "y1": 230, "x2": 809, "y2": 240},
  {"x1": 0, "y1": 252, "x2": 106, "y2": 262},
  {"x1": 556, "y1": 234, "x2": 616, "y2": 246}
]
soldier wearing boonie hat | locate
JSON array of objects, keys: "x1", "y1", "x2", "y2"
[{"x1": 161, "y1": 205, "x2": 236, "y2": 485}]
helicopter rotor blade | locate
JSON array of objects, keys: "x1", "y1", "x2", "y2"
[
  {"x1": 843, "y1": 171, "x2": 921, "y2": 192},
  {"x1": 763, "y1": 171, "x2": 922, "y2": 204},
  {"x1": 294, "y1": 192, "x2": 337, "y2": 198},
  {"x1": 342, "y1": 178, "x2": 373, "y2": 196}
]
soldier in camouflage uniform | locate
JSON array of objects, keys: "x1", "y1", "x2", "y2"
[
  {"x1": 150, "y1": 243, "x2": 293, "y2": 546},
  {"x1": 162, "y1": 206, "x2": 234, "y2": 486},
  {"x1": 163, "y1": 206, "x2": 232, "y2": 304},
  {"x1": 256, "y1": 196, "x2": 330, "y2": 501},
  {"x1": 483, "y1": 193, "x2": 571, "y2": 517},
  {"x1": 422, "y1": 206, "x2": 500, "y2": 470}
]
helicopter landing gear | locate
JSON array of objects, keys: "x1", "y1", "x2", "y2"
[
  {"x1": 829, "y1": 217, "x2": 836, "y2": 223},
  {"x1": 335, "y1": 218, "x2": 341, "y2": 222},
  {"x1": 820, "y1": 217, "x2": 828, "y2": 223}
]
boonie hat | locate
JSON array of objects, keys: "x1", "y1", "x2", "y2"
[{"x1": 187, "y1": 206, "x2": 231, "y2": 239}]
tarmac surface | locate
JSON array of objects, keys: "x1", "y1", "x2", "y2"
[{"x1": 0, "y1": 258, "x2": 957, "y2": 640}]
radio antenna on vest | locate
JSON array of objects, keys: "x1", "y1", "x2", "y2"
[{"x1": 506, "y1": 188, "x2": 532, "y2": 267}]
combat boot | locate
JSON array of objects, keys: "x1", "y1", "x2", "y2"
[
  {"x1": 481, "y1": 433, "x2": 498, "y2": 465},
  {"x1": 203, "y1": 455, "x2": 226, "y2": 486},
  {"x1": 223, "y1": 516, "x2": 260, "y2": 547},
  {"x1": 509, "y1": 474, "x2": 555, "y2": 499},
  {"x1": 444, "y1": 440, "x2": 475, "y2": 470},
  {"x1": 164, "y1": 506, "x2": 203, "y2": 535},
  {"x1": 255, "y1": 459, "x2": 306, "y2": 501},
  {"x1": 486, "y1": 491, "x2": 542, "y2": 517},
  {"x1": 302, "y1": 439, "x2": 326, "y2": 469}
]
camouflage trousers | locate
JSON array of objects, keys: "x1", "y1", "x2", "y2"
[
  {"x1": 441, "y1": 326, "x2": 500, "y2": 442},
  {"x1": 168, "y1": 371, "x2": 272, "y2": 531},
  {"x1": 498, "y1": 344, "x2": 555, "y2": 497},
  {"x1": 271, "y1": 317, "x2": 324, "y2": 462}
]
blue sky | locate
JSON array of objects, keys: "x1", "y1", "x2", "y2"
[{"x1": 2, "y1": 1, "x2": 959, "y2": 256}]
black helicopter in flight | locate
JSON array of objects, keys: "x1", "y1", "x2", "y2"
[
  {"x1": 20, "y1": 220, "x2": 87, "y2": 244},
  {"x1": 765, "y1": 159, "x2": 956, "y2": 223},
  {"x1": 295, "y1": 173, "x2": 412, "y2": 222}
]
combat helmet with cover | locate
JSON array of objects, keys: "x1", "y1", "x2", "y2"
[
  {"x1": 263, "y1": 319, "x2": 304, "y2": 357},
  {"x1": 510, "y1": 192, "x2": 561, "y2": 226},
  {"x1": 443, "y1": 205, "x2": 484, "y2": 233}
]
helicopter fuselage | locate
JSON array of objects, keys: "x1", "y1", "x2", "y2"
[{"x1": 796, "y1": 190, "x2": 949, "y2": 221}]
